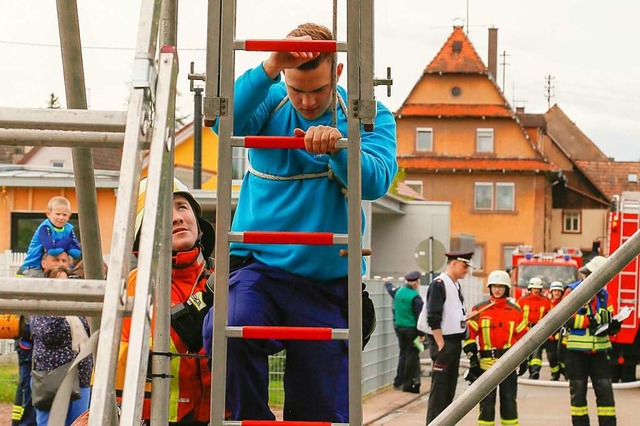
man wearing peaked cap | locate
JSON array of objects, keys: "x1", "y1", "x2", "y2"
[
  {"x1": 393, "y1": 271, "x2": 424, "y2": 393},
  {"x1": 405, "y1": 270, "x2": 422, "y2": 282},
  {"x1": 445, "y1": 251, "x2": 474, "y2": 267},
  {"x1": 418, "y1": 250, "x2": 473, "y2": 424}
]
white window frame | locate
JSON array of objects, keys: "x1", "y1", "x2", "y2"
[
  {"x1": 563, "y1": 211, "x2": 581, "y2": 233},
  {"x1": 404, "y1": 180, "x2": 424, "y2": 197},
  {"x1": 496, "y1": 182, "x2": 515, "y2": 211},
  {"x1": 416, "y1": 127, "x2": 434, "y2": 152},
  {"x1": 503, "y1": 245, "x2": 518, "y2": 270},
  {"x1": 474, "y1": 182, "x2": 493, "y2": 210},
  {"x1": 476, "y1": 128, "x2": 494, "y2": 153},
  {"x1": 473, "y1": 245, "x2": 484, "y2": 272}
]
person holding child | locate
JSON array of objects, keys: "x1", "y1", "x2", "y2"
[
  {"x1": 20, "y1": 196, "x2": 81, "y2": 277},
  {"x1": 30, "y1": 266, "x2": 93, "y2": 426}
]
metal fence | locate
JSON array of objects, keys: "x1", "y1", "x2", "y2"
[
  {"x1": 1, "y1": 249, "x2": 486, "y2": 398},
  {"x1": 266, "y1": 274, "x2": 486, "y2": 403}
]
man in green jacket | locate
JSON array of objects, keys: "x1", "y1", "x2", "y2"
[{"x1": 393, "y1": 271, "x2": 424, "y2": 393}]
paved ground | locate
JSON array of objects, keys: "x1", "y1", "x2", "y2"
[
  {"x1": 0, "y1": 405, "x2": 9, "y2": 426},
  {"x1": 3, "y1": 372, "x2": 639, "y2": 425},
  {"x1": 364, "y1": 371, "x2": 640, "y2": 426}
]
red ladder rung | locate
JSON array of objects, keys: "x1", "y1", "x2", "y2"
[
  {"x1": 244, "y1": 40, "x2": 337, "y2": 53},
  {"x1": 245, "y1": 136, "x2": 306, "y2": 149},
  {"x1": 231, "y1": 421, "x2": 335, "y2": 426},
  {"x1": 240, "y1": 326, "x2": 333, "y2": 340},
  {"x1": 236, "y1": 136, "x2": 349, "y2": 150},
  {"x1": 240, "y1": 231, "x2": 336, "y2": 245}
]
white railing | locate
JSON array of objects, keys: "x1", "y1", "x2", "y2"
[{"x1": 0, "y1": 250, "x2": 26, "y2": 277}]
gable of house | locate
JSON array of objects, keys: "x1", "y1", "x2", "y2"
[
  {"x1": 396, "y1": 26, "x2": 544, "y2": 162},
  {"x1": 545, "y1": 105, "x2": 610, "y2": 162},
  {"x1": 393, "y1": 26, "x2": 558, "y2": 277},
  {"x1": 19, "y1": 146, "x2": 122, "y2": 170}
]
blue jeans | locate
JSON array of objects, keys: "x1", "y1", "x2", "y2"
[
  {"x1": 222, "y1": 261, "x2": 349, "y2": 422},
  {"x1": 35, "y1": 387, "x2": 90, "y2": 426}
]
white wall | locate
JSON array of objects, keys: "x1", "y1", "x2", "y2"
[
  {"x1": 23, "y1": 147, "x2": 73, "y2": 169},
  {"x1": 370, "y1": 201, "x2": 451, "y2": 279}
]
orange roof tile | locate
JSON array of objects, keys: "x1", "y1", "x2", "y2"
[
  {"x1": 396, "y1": 103, "x2": 512, "y2": 118},
  {"x1": 424, "y1": 26, "x2": 488, "y2": 74},
  {"x1": 398, "y1": 156, "x2": 556, "y2": 172}
]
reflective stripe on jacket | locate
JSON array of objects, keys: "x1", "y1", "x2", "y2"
[
  {"x1": 516, "y1": 293, "x2": 551, "y2": 325},
  {"x1": 116, "y1": 247, "x2": 212, "y2": 423},
  {"x1": 565, "y1": 281, "x2": 613, "y2": 353},
  {"x1": 466, "y1": 297, "x2": 527, "y2": 370}
]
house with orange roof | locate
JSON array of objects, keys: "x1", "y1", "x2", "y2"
[{"x1": 395, "y1": 25, "x2": 557, "y2": 278}]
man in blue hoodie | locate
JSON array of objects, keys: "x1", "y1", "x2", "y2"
[{"x1": 204, "y1": 22, "x2": 397, "y2": 423}]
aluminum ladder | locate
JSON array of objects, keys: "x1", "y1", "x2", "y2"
[
  {"x1": 0, "y1": 1, "x2": 182, "y2": 424},
  {"x1": 203, "y1": 1, "x2": 377, "y2": 425}
]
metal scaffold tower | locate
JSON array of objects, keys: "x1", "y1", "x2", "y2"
[
  {"x1": 0, "y1": 0, "x2": 180, "y2": 424},
  {"x1": 0, "y1": 0, "x2": 381, "y2": 424}
]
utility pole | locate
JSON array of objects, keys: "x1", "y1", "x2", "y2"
[
  {"x1": 499, "y1": 50, "x2": 510, "y2": 92},
  {"x1": 188, "y1": 62, "x2": 205, "y2": 189},
  {"x1": 545, "y1": 75, "x2": 555, "y2": 110}
]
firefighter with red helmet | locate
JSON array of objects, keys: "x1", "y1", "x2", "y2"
[
  {"x1": 463, "y1": 270, "x2": 527, "y2": 425},
  {"x1": 516, "y1": 277, "x2": 551, "y2": 379}
]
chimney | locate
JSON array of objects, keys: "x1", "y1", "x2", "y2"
[
  {"x1": 488, "y1": 27, "x2": 498, "y2": 80},
  {"x1": 516, "y1": 106, "x2": 525, "y2": 114}
]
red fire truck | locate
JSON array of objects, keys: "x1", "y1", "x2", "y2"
[
  {"x1": 511, "y1": 245, "x2": 582, "y2": 299},
  {"x1": 606, "y1": 192, "x2": 640, "y2": 346}
]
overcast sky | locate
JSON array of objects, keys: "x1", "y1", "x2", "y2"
[{"x1": 2, "y1": 0, "x2": 639, "y2": 161}]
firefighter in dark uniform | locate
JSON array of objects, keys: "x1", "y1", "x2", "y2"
[
  {"x1": 393, "y1": 270, "x2": 424, "y2": 393},
  {"x1": 419, "y1": 251, "x2": 473, "y2": 424},
  {"x1": 464, "y1": 270, "x2": 527, "y2": 425},
  {"x1": 564, "y1": 256, "x2": 617, "y2": 425}
]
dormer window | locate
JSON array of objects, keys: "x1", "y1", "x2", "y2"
[
  {"x1": 476, "y1": 128, "x2": 494, "y2": 153},
  {"x1": 452, "y1": 41, "x2": 463, "y2": 53},
  {"x1": 416, "y1": 128, "x2": 433, "y2": 152}
]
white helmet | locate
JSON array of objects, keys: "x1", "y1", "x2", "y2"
[
  {"x1": 528, "y1": 277, "x2": 543, "y2": 289},
  {"x1": 549, "y1": 281, "x2": 564, "y2": 292},
  {"x1": 486, "y1": 270, "x2": 511, "y2": 288},
  {"x1": 580, "y1": 256, "x2": 606, "y2": 275}
]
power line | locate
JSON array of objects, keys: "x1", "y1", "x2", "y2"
[{"x1": 0, "y1": 39, "x2": 205, "y2": 52}]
